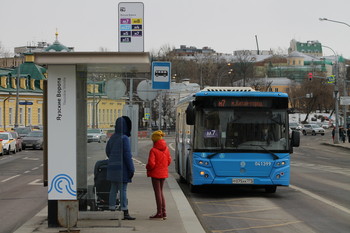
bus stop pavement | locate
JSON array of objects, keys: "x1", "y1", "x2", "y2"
[{"x1": 14, "y1": 159, "x2": 206, "y2": 233}]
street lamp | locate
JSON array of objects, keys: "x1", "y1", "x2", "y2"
[
  {"x1": 322, "y1": 45, "x2": 339, "y2": 144},
  {"x1": 319, "y1": 18, "x2": 350, "y2": 28},
  {"x1": 216, "y1": 63, "x2": 231, "y2": 86},
  {"x1": 319, "y1": 17, "x2": 349, "y2": 130}
]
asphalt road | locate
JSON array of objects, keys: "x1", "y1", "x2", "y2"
[
  {"x1": 168, "y1": 130, "x2": 350, "y2": 233},
  {"x1": 2, "y1": 132, "x2": 349, "y2": 233},
  {"x1": 0, "y1": 149, "x2": 46, "y2": 233}
]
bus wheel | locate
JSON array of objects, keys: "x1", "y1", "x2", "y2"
[
  {"x1": 179, "y1": 176, "x2": 186, "y2": 183},
  {"x1": 265, "y1": 186, "x2": 277, "y2": 193},
  {"x1": 189, "y1": 183, "x2": 200, "y2": 193}
]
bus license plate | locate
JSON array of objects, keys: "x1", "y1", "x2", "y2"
[{"x1": 232, "y1": 178, "x2": 254, "y2": 184}]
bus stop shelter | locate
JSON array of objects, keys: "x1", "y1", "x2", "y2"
[{"x1": 34, "y1": 52, "x2": 150, "y2": 227}]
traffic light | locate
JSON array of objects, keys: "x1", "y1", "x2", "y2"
[{"x1": 308, "y1": 72, "x2": 313, "y2": 80}]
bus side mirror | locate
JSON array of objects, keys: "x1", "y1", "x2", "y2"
[
  {"x1": 291, "y1": 130, "x2": 300, "y2": 147},
  {"x1": 186, "y1": 102, "x2": 195, "y2": 125}
]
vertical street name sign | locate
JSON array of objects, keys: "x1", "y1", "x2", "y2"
[
  {"x1": 152, "y1": 62, "x2": 171, "y2": 89},
  {"x1": 47, "y1": 65, "x2": 77, "y2": 200},
  {"x1": 118, "y1": 2, "x2": 144, "y2": 52}
]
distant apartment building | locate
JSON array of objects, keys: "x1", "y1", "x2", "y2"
[
  {"x1": 171, "y1": 45, "x2": 216, "y2": 56},
  {"x1": 233, "y1": 50, "x2": 273, "y2": 56}
]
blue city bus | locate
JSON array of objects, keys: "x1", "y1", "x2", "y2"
[{"x1": 175, "y1": 87, "x2": 300, "y2": 193}]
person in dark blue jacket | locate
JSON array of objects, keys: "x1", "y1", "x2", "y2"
[{"x1": 106, "y1": 116, "x2": 135, "y2": 220}]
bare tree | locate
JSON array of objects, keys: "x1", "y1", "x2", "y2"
[
  {"x1": 288, "y1": 78, "x2": 334, "y2": 123},
  {"x1": 0, "y1": 42, "x2": 11, "y2": 58},
  {"x1": 231, "y1": 51, "x2": 255, "y2": 86}
]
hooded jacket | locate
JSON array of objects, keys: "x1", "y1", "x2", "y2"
[
  {"x1": 146, "y1": 139, "x2": 172, "y2": 179},
  {"x1": 106, "y1": 117, "x2": 135, "y2": 183}
]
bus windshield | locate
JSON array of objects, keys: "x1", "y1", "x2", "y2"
[{"x1": 194, "y1": 108, "x2": 289, "y2": 152}]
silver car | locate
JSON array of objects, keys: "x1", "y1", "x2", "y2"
[
  {"x1": 87, "y1": 129, "x2": 107, "y2": 143},
  {"x1": 301, "y1": 124, "x2": 325, "y2": 136}
]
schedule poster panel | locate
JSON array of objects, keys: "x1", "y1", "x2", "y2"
[{"x1": 118, "y1": 2, "x2": 144, "y2": 52}]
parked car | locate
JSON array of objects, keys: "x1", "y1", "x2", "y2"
[
  {"x1": 0, "y1": 132, "x2": 17, "y2": 154},
  {"x1": 106, "y1": 129, "x2": 114, "y2": 141},
  {"x1": 14, "y1": 127, "x2": 32, "y2": 138},
  {"x1": 22, "y1": 130, "x2": 44, "y2": 150},
  {"x1": 301, "y1": 124, "x2": 325, "y2": 136},
  {"x1": 320, "y1": 122, "x2": 330, "y2": 129},
  {"x1": 289, "y1": 122, "x2": 302, "y2": 130},
  {"x1": 87, "y1": 129, "x2": 107, "y2": 143},
  {"x1": 10, "y1": 131, "x2": 23, "y2": 152},
  {"x1": 0, "y1": 139, "x2": 3, "y2": 155}
]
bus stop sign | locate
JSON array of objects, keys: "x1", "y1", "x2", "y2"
[{"x1": 152, "y1": 62, "x2": 171, "y2": 90}]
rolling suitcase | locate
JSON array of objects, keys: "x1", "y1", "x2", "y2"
[{"x1": 93, "y1": 159, "x2": 111, "y2": 210}]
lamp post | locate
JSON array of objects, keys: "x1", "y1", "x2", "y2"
[
  {"x1": 216, "y1": 63, "x2": 231, "y2": 86},
  {"x1": 319, "y1": 18, "x2": 350, "y2": 28},
  {"x1": 322, "y1": 45, "x2": 339, "y2": 144},
  {"x1": 319, "y1": 17, "x2": 349, "y2": 130}
]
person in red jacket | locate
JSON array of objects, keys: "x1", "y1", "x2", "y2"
[{"x1": 146, "y1": 130, "x2": 172, "y2": 220}]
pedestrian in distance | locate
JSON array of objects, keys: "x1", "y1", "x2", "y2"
[
  {"x1": 146, "y1": 130, "x2": 172, "y2": 220},
  {"x1": 347, "y1": 128, "x2": 350, "y2": 143},
  {"x1": 339, "y1": 127, "x2": 346, "y2": 143},
  {"x1": 332, "y1": 128, "x2": 335, "y2": 142},
  {"x1": 106, "y1": 116, "x2": 136, "y2": 220}
]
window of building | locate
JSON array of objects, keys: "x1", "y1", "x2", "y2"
[
  {"x1": 28, "y1": 108, "x2": 32, "y2": 125},
  {"x1": 38, "y1": 108, "x2": 42, "y2": 125},
  {"x1": 9, "y1": 108, "x2": 13, "y2": 125},
  {"x1": 0, "y1": 107, "x2": 2, "y2": 127},
  {"x1": 274, "y1": 88, "x2": 279, "y2": 92},
  {"x1": 102, "y1": 109, "x2": 105, "y2": 124},
  {"x1": 20, "y1": 108, "x2": 23, "y2": 125}
]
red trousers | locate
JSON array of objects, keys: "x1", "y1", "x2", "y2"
[{"x1": 151, "y1": 178, "x2": 166, "y2": 214}]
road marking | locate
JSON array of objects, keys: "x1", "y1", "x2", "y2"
[
  {"x1": 24, "y1": 170, "x2": 31, "y2": 174},
  {"x1": 1, "y1": 174, "x2": 20, "y2": 183},
  {"x1": 290, "y1": 185, "x2": 350, "y2": 215},
  {"x1": 211, "y1": 221, "x2": 302, "y2": 233},
  {"x1": 31, "y1": 167, "x2": 39, "y2": 170},
  {"x1": 291, "y1": 162, "x2": 350, "y2": 176},
  {"x1": 28, "y1": 179, "x2": 43, "y2": 185},
  {"x1": 23, "y1": 157, "x2": 39, "y2": 161},
  {"x1": 169, "y1": 142, "x2": 175, "y2": 151},
  {"x1": 203, "y1": 207, "x2": 279, "y2": 216}
]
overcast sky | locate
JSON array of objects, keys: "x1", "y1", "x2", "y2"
[{"x1": 1, "y1": 0, "x2": 350, "y2": 57}]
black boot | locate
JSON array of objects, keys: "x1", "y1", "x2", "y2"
[{"x1": 123, "y1": 210, "x2": 136, "y2": 220}]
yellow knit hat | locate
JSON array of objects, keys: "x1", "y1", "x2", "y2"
[{"x1": 151, "y1": 130, "x2": 165, "y2": 142}]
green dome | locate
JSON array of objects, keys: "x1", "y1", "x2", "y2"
[
  {"x1": 44, "y1": 41, "x2": 70, "y2": 52},
  {"x1": 44, "y1": 31, "x2": 71, "y2": 52}
]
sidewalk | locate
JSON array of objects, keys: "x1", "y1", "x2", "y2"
[
  {"x1": 321, "y1": 138, "x2": 350, "y2": 150},
  {"x1": 14, "y1": 158, "x2": 206, "y2": 233}
]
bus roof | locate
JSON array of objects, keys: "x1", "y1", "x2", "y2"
[{"x1": 195, "y1": 87, "x2": 288, "y2": 98}]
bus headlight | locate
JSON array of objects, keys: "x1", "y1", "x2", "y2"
[{"x1": 198, "y1": 160, "x2": 210, "y2": 166}]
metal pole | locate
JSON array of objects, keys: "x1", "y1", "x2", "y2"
[
  {"x1": 15, "y1": 66, "x2": 20, "y2": 128},
  {"x1": 342, "y1": 73, "x2": 347, "y2": 129},
  {"x1": 322, "y1": 45, "x2": 340, "y2": 143},
  {"x1": 92, "y1": 77, "x2": 96, "y2": 128},
  {"x1": 158, "y1": 91, "x2": 162, "y2": 130},
  {"x1": 319, "y1": 18, "x2": 350, "y2": 130},
  {"x1": 334, "y1": 59, "x2": 340, "y2": 144}
]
